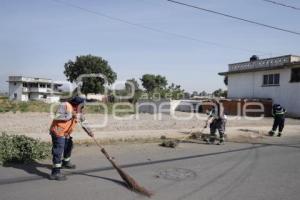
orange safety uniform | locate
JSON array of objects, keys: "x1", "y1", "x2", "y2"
[{"x1": 50, "y1": 102, "x2": 78, "y2": 137}]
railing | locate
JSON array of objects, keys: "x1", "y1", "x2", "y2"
[
  {"x1": 228, "y1": 55, "x2": 299, "y2": 72},
  {"x1": 22, "y1": 87, "x2": 59, "y2": 93}
]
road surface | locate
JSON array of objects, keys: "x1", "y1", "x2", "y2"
[{"x1": 0, "y1": 135, "x2": 300, "y2": 200}]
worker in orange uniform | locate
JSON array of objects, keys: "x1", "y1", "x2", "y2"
[{"x1": 49, "y1": 96, "x2": 93, "y2": 181}]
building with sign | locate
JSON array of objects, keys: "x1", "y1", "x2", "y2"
[
  {"x1": 219, "y1": 55, "x2": 300, "y2": 117},
  {"x1": 7, "y1": 76, "x2": 63, "y2": 103}
]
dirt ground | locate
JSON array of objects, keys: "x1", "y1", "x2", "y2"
[{"x1": 0, "y1": 112, "x2": 299, "y2": 142}]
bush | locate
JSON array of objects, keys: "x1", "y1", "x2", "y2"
[{"x1": 0, "y1": 133, "x2": 51, "y2": 164}]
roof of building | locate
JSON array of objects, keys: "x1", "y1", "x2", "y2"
[
  {"x1": 219, "y1": 55, "x2": 300, "y2": 76},
  {"x1": 7, "y1": 76, "x2": 63, "y2": 85}
]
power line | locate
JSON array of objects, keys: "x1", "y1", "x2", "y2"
[
  {"x1": 49, "y1": 0, "x2": 269, "y2": 54},
  {"x1": 262, "y1": 0, "x2": 300, "y2": 11},
  {"x1": 166, "y1": 0, "x2": 300, "y2": 36}
]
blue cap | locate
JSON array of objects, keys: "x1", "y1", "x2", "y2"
[{"x1": 69, "y1": 96, "x2": 85, "y2": 105}]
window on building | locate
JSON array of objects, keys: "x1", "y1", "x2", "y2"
[
  {"x1": 22, "y1": 83, "x2": 28, "y2": 87},
  {"x1": 274, "y1": 74, "x2": 280, "y2": 85},
  {"x1": 39, "y1": 83, "x2": 46, "y2": 88},
  {"x1": 29, "y1": 83, "x2": 38, "y2": 88},
  {"x1": 262, "y1": 73, "x2": 280, "y2": 86},
  {"x1": 291, "y1": 68, "x2": 300, "y2": 82}
]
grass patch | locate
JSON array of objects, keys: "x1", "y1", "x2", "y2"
[
  {"x1": 0, "y1": 98, "x2": 51, "y2": 113},
  {"x1": 0, "y1": 98, "x2": 135, "y2": 115}
]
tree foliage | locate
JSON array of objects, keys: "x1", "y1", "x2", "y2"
[
  {"x1": 125, "y1": 78, "x2": 142, "y2": 104},
  {"x1": 140, "y1": 74, "x2": 167, "y2": 93},
  {"x1": 64, "y1": 55, "x2": 117, "y2": 96},
  {"x1": 199, "y1": 90, "x2": 208, "y2": 96},
  {"x1": 212, "y1": 88, "x2": 227, "y2": 97},
  {"x1": 165, "y1": 83, "x2": 185, "y2": 100},
  {"x1": 140, "y1": 74, "x2": 185, "y2": 100},
  {"x1": 191, "y1": 91, "x2": 198, "y2": 97},
  {"x1": 125, "y1": 78, "x2": 139, "y2": 93}
]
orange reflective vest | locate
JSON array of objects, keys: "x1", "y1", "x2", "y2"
[{"x1": 50, "y1": 102, "x2": 78, "y2": 137}]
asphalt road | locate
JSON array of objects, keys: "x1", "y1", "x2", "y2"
[{"x1": 1, "y1": 136, "x2": 300, "y2": 200}]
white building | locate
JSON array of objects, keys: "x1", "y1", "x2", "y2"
[
  {"x1": 219, "y1": 55, "x2": 300, "y2": 117},
  {"x1": 7, "y1": 76, "x2": 63, "y2": 103}
]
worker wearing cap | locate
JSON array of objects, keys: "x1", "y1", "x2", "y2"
[
  {"x1": 204, "y1": 99, "x2": 227, "y2": 145},
  {"x1": 49, "y1": 96, "x2": 94, "y2": 181},
  {"x1": 269, "y1": 104, "x2": 286, "y2": 137}
]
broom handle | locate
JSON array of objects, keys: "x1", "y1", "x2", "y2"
[
  {"x1": 79, "y1": 122, "x2": 113, "y2": 161},
  {"x1": 91, "y1": 136, "x2": 114, "y2": 161}
]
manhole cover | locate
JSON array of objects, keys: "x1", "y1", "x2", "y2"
[{"x1": 156, "y1": 168, "x2": 197, "y2": 181}]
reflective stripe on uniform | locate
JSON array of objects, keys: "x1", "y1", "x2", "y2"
[
  {"x1": 63, "y1": 157, "x2": 71, "y2": 162},
  {"x1": 53, "y1": 163, "x2": 62, "y2": 168}
]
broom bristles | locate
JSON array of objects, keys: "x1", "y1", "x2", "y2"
[
  {"x1": 101, "y1": 146, "x2": 153, "y2": 197},
  {"x1": 112, "y1": 160, "x2": 153, "y2": 197}
]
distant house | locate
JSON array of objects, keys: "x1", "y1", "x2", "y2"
[
  {"x1": 219, "y1": 55, "x2": 300, "y2": 117},
  {"x1": 7, "y1": 76, "x2": 62, "y2": 103}
]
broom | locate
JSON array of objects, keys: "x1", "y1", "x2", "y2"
[{"x1": 81, "y1": 123, "x2": 153, "y2": 197}]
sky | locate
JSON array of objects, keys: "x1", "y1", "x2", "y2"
[{"x1": 0, "y1": 0, "x2": 300, "y2": 93}]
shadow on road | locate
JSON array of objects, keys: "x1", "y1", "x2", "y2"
[
  {"x1": 1, "y1": 161, "x2": 129, "y2": 189},
  {"x1": 76, "y1": 172, "x2": 129, "y2": 189},
  {"x1": 1, "y1": 141, "x2": 298, "y2": 186},
  {"x1": 2, "y1": 161, "x2": 51, "y2": 180}
]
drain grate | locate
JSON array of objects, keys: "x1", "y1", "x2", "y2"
[{"x1": 156, "y1": 168, "x2": 197, "y2": 181}]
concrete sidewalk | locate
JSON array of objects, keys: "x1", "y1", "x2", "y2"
[{"x1": 6, "y1": 125, "x2": 300, "y2": 145}]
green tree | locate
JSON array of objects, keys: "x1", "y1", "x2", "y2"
[
  {"x1": 125, "y1": 78, "x2": 139, "y2": 93},
  {"x1": 140, "y1": 74, "x2": 167, "y2": 93},
  {"x1": 64, "y1": 55, "x2": 117, "y2": 96},
  {"x1": 191, "y1": 91, "x2": 198, "y2": 97},
  {"x1": 165, "y1": 83, "x2": 185, "y2": 100},
  {"x1": 183, "y1": 92, "x2": 191, "y2": 99},
  {"x1": 212, "y1": 88, "x2": 227, "y2": 97},
  {"x1": 199, "y1": 90, "x2": 208, "y2": 96},
  {"x1": 125, "y1": 78, "x2": 141, "y2": 104}
]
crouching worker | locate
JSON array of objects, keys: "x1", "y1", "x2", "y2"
[
  {"x1": 269, "y1": 104, "x2": 286, "y2": 137},
  {"x1": 204, "y1": 99, "x2": 227, "y2": 145},
  {"x1": 49, "y1": 96, "x2": 94, "y2": 181}
]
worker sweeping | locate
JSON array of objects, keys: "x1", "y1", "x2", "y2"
[
  {"x1": 269, "y1": 104, "x2": 286, "y2": 137},
  {"x1": 204, "y1": 99, "x2": 227, "y2": 145},
  {"x1": 49, "y1": 96, "x2": 93, "y2": 181}
]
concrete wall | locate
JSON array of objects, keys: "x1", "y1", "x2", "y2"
[
  {"x1": 21, "y1": 94, "x2": 28, "y2": 101},
  {"x1": 137, "y1": 100, "x2": 172, "y2": 114},
  {"x1": 228, "y1": 66, "x2": 300, "y2": 117},
  {"x1": 8, "y1": 82, "x2": 22, "y2": 101},
  {"x1": 175, "y1": 100, "x2": 203, "y2": 112},
  {"x1": 29, "y1": 93, "x2": 42, "y2": 100},
  {"x1": 137, "y1": 100, "x2": 204, "y2": 114},
  {"x1": 43, "y1": 96, "x2": 60, "y2": 103}
]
